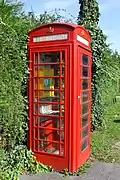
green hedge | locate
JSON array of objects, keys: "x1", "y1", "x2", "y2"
[
  {"x1": 0, "y1": 10, "x2": 27, "y2": 151},
  {"x1": 0, "y1": 1, "x2": 66, "y2": 179}
]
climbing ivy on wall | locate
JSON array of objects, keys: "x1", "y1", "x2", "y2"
[
  {"x1": 77, "y1": 0, "x2": 120, "y2": 128},
  {"x1": 78, "y1": 0, "x2": 107, "y2": 128}
]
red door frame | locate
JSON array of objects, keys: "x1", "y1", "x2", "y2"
[
  {"x1": 68, "y1": 41, "x2": 78, "y2": 172},
  {"x1": 28, "y1": 45, "x2": 70, "y2": 170},
  {"x1": 77, "y1": 46, "x2": 92, "y2": 167}
]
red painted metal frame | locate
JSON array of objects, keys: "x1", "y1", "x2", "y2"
[
  {"x1": 28, "y1": 22, "x2": 92, "y2": 173},
  {"x1": 76, "y1": 47, "x2": 92, "y2": 168},
  {"x1": 30, "y1": 46, "x2": 69, "y2": 170}
]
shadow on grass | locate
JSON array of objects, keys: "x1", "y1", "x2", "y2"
[{"x1": 113, "y1": 119, "x2": 120, "y2": 123}]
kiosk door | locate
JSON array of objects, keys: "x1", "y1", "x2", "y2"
[
  {"x1": 78, "y1": 47, "x2": 92, "y2": 166},
  {"x1": 30, "y1": 47, "x2": 69, "y2": 170}
]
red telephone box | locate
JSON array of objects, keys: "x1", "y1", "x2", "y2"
[{"x1": 28, "y1": 22, "x2": 92, "y2": 173}]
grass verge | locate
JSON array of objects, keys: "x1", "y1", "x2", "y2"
[{"x1": 91, "y1": 101, "x2": 120, "y2": 163}]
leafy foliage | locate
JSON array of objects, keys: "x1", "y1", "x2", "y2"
[
  {"x1": 0, "y1": 0, "x2": 27, "y2": 151},
  {"x1": 0, "y1": 0, "x2": 74, "y2": 179},
  {"x1": 0, "y1": 146, "x2": 51, "y2": 180},
  {"x1": 77, "y1": 0, "x2": 120, "y2": 128}
]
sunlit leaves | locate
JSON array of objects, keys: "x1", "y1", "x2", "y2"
[{"x1": 78, "y1": 0, "x2": 120, "y2": 128}]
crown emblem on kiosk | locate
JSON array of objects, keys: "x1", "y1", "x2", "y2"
[
  {"x1": 81, "y1": 30, "x2": 85, "y2": 36},
  {"x1": 47, "y1": 26, "x2": 54, "y2": 33}
]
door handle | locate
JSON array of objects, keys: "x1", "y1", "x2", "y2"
[{"x1": 78, "y1": 96, "x2": 81, "y2": 104}]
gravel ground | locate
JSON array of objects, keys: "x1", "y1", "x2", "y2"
[{"x1": 19, "y1": 162, "x2": 120, "y2": 180}]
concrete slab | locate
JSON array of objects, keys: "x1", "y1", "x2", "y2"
[
  {"x1": 19, "y1": 162, "x2": 120, "y2": 180},
  {"x1": 20, "y1": 173, "x2": 64, "y2": 180}
]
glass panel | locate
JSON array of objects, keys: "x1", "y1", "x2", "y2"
[
  {"x1": 60, "y1": 130, "x2": 64, "y2": 142},
  {"x1": 35, "y1": 64, "x2": 65, "y2": 77},
  {"x1": 34, "y1": 78, "x2": 38, "y2": 90},
  {"x1": 82, "y1": 67, "x2": 88, "y2": 77},
  {"x1": 39, "y1": 128, "x2": 45, "y2": 139},
  {"x1": 55, "y1": 118, "x2": 64, "y2": 130},
  {"x1": 82, "y1": 126, "x2": 88, "y2": 139},
  {"x1": 33, "y1": 66, "x2": 38, "y2": 77},
  {"x1": 82, "y1": 79, "x2": 88, "y2": 90},
  {"x1": 39, "y1": 128, "x2": 59, "y2": 141},
  {"x1": 38, "y1": 127, "x2": 64, "y2": 156},
  {"x1": 82, "y1": 104, "x2": 88, "y2": 115},
  {"x1": 34, "y1": 91, "x2": 38, "y2": 100},
  {"x1": 34, "y1": 141, "x2": 38, "y2": 151},
  {"x1": 61, "y1": 119, "x2": 64, "y2": 131},
  {"x1": 61, "y1": 105, "x2": 64, "y2": 116},
  {"x1": 61, "y1": 79, "x2": 65, "y2": 89},
  {"x1": 82, "y1": 139, "x2": 88, "y2": 151},
  {"x1": 38, "y1": 119, "x2": 64, "y2": 139},
  {"x1": 60, "y1": 144, "x2": 64, "y2": 156},
  {"x1": 57, "y1": 119, "x2": 64, "y2": 144},
  {"x1": 37, "y1": 77, "x2": 60, "y2": 90},
  {"x1": 35, "y1": 77, "x2": 61, "y2": 91},
  {"x1": 62, "y1": 51, "x2": 65, "y2": 64},
  {"x1": 62, "y1": 64, "x2": 65, "y2": 76},
  {"x1": 34, "y1": 104, "x2": 64, "y2": 116},
  {"x1": 82, "y1": 54, "x2": 88, "y2": 65},
  {"x1": 38, "y1": 116, "x2": 59, "y2": 127},
  {"x1": 82, "y1": 92, "x2": 88, "y2": 102},
  {"x1": 82, "y1": 115, "x2": 88, "y2": 127},
  {"x1": 38, "y1": 104, "x2": 60, "y2": 115},
  {"x1": 34, "y1": 91, "x2": 60, "y2": 102},
  {"x1": 34, "y1": 103, "x2": 38, "y2": 114},
  {"x1": 40, "y1": 52, "x2": 60, "y2": 63},
  {"x1": 35, "y1": 65, "x2": 60, "y2": 77},
  {"x1": 39, "y1": 141, "x2": 61, "y2": 155},
  {"x1": 34, "y1": 128, "x2": 38, "y2": 139},
  {"x1": 62, "y1": 92, "x2": 64, "y2": 101},
  {"x1": 34, "y1": 53, "x2": 38, "y2": 64},
  {"x1": 34, "y1": 116, "x2": 38, "y2": 126},
  {"x1": 34, "y1": 80, "x2": 64, "y2": 101}
]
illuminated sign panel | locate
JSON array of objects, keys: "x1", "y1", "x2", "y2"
[
  {"x1": 77, "y1": 35, "x2": 89, "y2": 46},
  {"x1": 33, "y1": 33, "x2": 68, "y2": 42}
]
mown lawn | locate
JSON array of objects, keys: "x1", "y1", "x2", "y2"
[{"x1": 91, "y1": 101, "x2": 120, "y2": 163}]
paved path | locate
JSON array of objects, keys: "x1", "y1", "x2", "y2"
[{"x1": 20, "y1": 162, "x2": 120, "y2": 180}]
